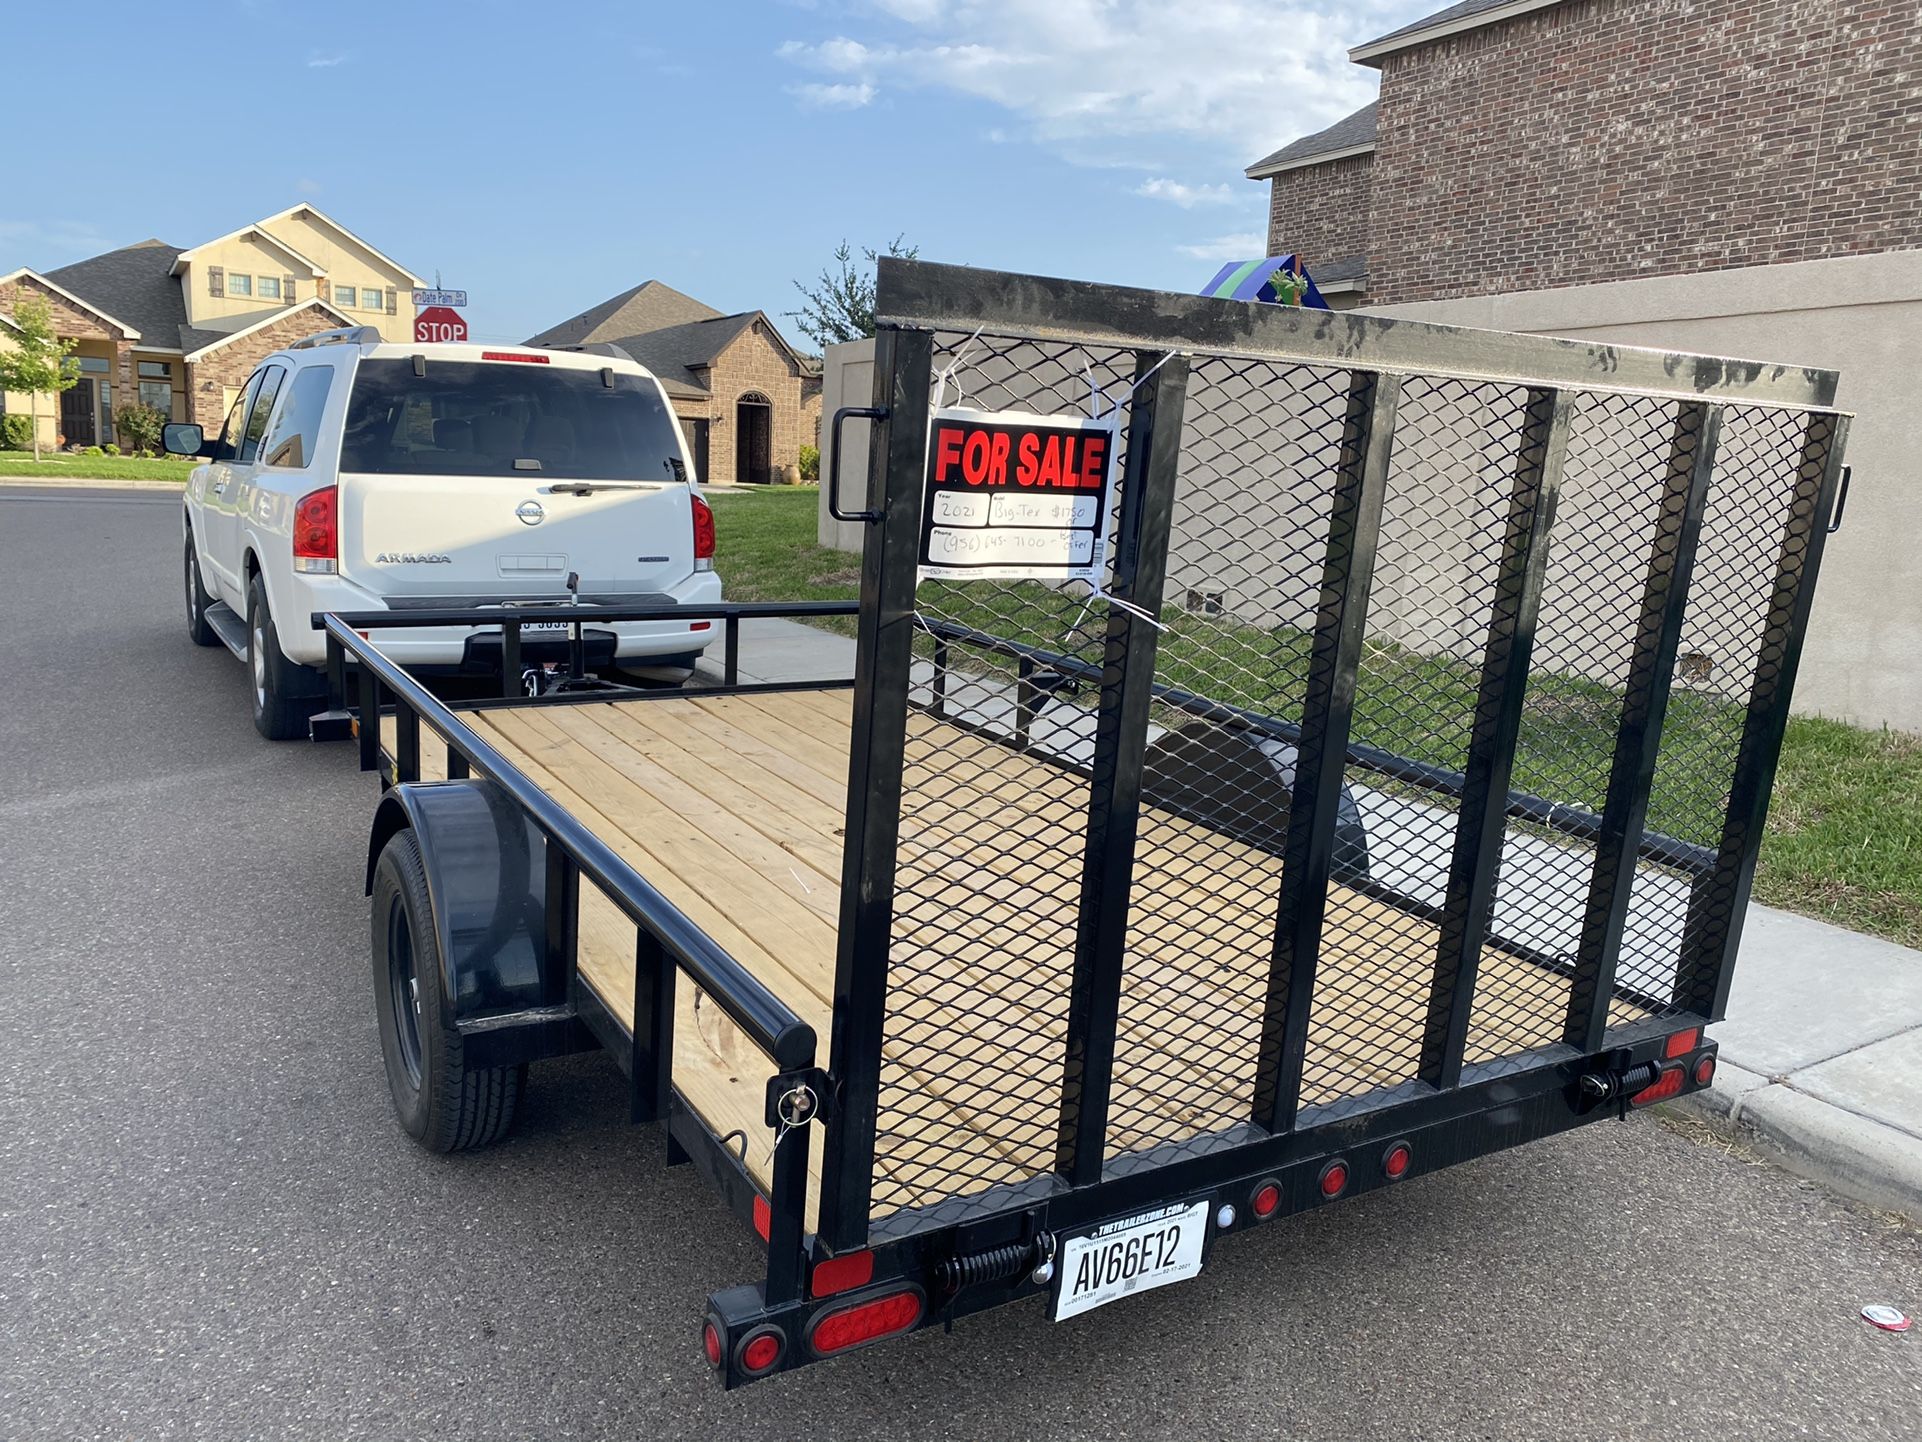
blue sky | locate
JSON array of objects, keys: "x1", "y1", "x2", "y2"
[{"x1": 1, "y1": 0, "x2": 1436, "y2": 345}]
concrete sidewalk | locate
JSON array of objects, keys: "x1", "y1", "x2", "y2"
[{"x1": 700, "y1": 616, "x2": 1922, "y2": 1221}]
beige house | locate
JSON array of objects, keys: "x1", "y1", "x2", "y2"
[
  {"x1": 527, "y1": 281, "x2": 821, "y2": 486},
  {"x1": 1, "y1": 205, "x2": 421, "y2": 449}
]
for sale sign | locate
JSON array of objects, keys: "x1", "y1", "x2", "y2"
[{"x1": 917, "y1": 406, "x2": 1119, "y2": 583}]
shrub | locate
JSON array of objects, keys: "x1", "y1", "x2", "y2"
[
  {"x1": 0, "y1": 414, "x2": 31, "y2": 451},
  {"x1": 798, "y1": 443, "x2": 820, "y2": 482},
  {"x1": 82, "y1": 445, "x2": 104, "y2": 457},
  {"x1": 117, "y1": 401, "x2": 166, "y2": 457},
  {"x1": 104, "y1": 442, "x2": 119, "y2": 456}
]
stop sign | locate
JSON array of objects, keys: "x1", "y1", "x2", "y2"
[{"x1": 414, "y1": 305, "x2": 468, "y2": 343}]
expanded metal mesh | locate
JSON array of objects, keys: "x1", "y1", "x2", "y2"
[
  {"x1": 860, "y1": 321, "x2": 1835, "y2": 1223},
  {"x1": 871, "y1": 331, "x2": 1135, "y2": 1217}
]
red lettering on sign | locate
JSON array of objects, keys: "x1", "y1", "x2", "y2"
[
  {"x1": 989, "y1": 431, "x2": 1011, "y2": 486},
  {"x1": 962, "y1": 430, "x2": 991, "y2": 485},
  {"x1": 935, "y1": 426, "x2": 964, "y2": 483},
  {"x1": 1035, "y1": 436, "x2": 1063, "y2": 488},
  {"x1": 1017, "y1": 433, "x2": 1039, "y2": 485},
  {"x1": 1080, "y1": 433, "x2": 1108, "y2": 489}
]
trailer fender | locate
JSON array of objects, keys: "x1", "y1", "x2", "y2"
[
  {"x1": 1141, "y1": 719, "x2": 1369, "y2": 881},
  {"x1": 365, "y1": 780, "x2": 555, "y2": 1019}
]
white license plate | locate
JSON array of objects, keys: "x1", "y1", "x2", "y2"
[
  {"x1": 1050, "y1": 1199, "x2": 1209, "y2": 1321},
  {"x1": 517, "y1": 621, "x2": 571, "y2": 633}
]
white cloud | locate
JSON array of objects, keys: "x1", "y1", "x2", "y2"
[
  {"x1": 788, "y1": 81, "x2": 878, "y2": 110},
  {"x1": 777, "y1": 1, "x2": 1421, "y2": 161},
  {"x1": 307, "y1": 52, "x2": 346, "y2": 67},
  {"x1": 1136, "y1": 177, "x2": 1238, "y2": 208},
  {"x1": 1176, "y1": 231, "x2": 1268, "y2": 261}
]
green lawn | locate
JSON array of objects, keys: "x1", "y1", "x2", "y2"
[
  {"x1": 710, "y1": 487, "x2": 1922, "y2": 948},
  {"x1": 0, "y1": 453, "x2": 193, "y2": 482}
]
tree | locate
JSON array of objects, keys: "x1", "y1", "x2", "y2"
[
  {"x1": 787, "y1": 236, "x2": 919, "y2": 349},
  {"x1": 117, "y1": 399, "x2": 166, "y2": 457},
  {"x1": 0, "y1": 294, "x2": 80, "y2": 461}
]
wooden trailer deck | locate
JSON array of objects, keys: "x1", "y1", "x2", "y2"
[{"x1": 385, "y1": 689, "x2": 1645, "y2": 1223}]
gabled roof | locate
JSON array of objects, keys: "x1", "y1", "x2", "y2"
[
  {"x1": 526, "y1": 280, "x2": 723, "y2": 348},
  {"x1": 171, "y1": 224, "x2": 325, "y2": 277},
  {"x1": 1351, "y1": 0, "x2": 1569, "y2": 66},
  {"x1": 256, "y1": 204, "x2": 425, "y2": 285},
  {"x1": 45, "y1": 240, "x2": 186, "y2": 343},
  {"x1": 598, "y1": 313, "x2": 771, "y2": 398},
  {"x1": 181, "y1": 297, "x2": 355, "y2": 360},
  {"x1": 0, "y1": 265, "x2": 144, "y2": 338},
  {"x1": 1246, "y1": 101, "x2": 1379, "y2": 179}
]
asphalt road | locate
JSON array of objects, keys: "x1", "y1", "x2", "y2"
[{"x1": 3, "y1": 485, "x2": 1919, "y2": 1441}]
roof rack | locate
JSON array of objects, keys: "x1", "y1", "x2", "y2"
[{"x1": 289, "y1": 325, "x2": 383, "y2": 350}]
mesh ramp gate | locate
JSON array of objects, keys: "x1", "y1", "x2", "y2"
[{"x1": 815, "y1": 262, "x2": 1847, "y2": 1248}]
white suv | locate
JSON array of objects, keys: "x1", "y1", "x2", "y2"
[{"x1": 168, "y1": 329, "x2": 721, "y2": 738}]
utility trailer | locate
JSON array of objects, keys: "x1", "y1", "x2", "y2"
[{"x1": 314, "y1": 261, "x2": 1849, "y2": 1387}]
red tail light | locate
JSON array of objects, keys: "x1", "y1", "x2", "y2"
[
  {"x1": 1631, "y1": 1066, "x2": 1686, "y2": 1106},
  {"x1": 701, "y1": 1320, "x2": 722, "y2": 1367},
  {"x1": 1318, "y1": 1160, "x2": 1349, "y2": 1199},
  {"x1": 480, "y1": 350, "x2": 549, "y2": 364},
  {"x1": 807, "y1": 1288, "x2": 924, "y2": 1356},
  {"x1": 811, "y1": 1250, "x2": 875, "y2": 1299},
  {"x1": 1664, "y1": 1028, "x2": 1701, "y2": 1059},
  {"x1": 752, "y1": 1195, "x2": 771, "y2": 1242},
  {"x1": 738, "y1": 1327, "x2": 784, "y2": 1376},
  {"x1": 1250, "y1": 1180, "x2": 1282, "y2": 1219},
  {"x1": 1382, "y1": 1142, "x2": 1412, "y2": 1180},
  {"x1": 1694, "y1": 1054, "x2": 1717, "y2": 1087},
  {"x1": 692, "y1": 494, "x2": 716, "y2": 566},
  {"x1": 293, "y1": 485, "x2": 337, "y2": 573}
]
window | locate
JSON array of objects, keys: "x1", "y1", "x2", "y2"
[
  {"x1": 238, "y1": 365, "x2": 286, "y2": 465},
  {"x1": 258, "y1": 275, "x2": 281, "y2": 301},
  {"x1": 340, "y1": 359, "x2": 688, "y2": 481},
  {"x1": 214, "y1": 372, "x2": 262, "y2": 462},
  {"x1": 139, "y1": 379, "x2": 173, "y2": 414},
  {"x1": 228, "y1": 273, "x2": 253, "y2": 298},
  {"x1": 368, "y1": 286, "x2": 389, "y2": 312},
  {"x1": 333, "y1": 284, "x2": 356, "y2": 309},
  {"x1": 75, "y1": 355, "x2": 109, "y2": 374},
  {"x1": 137, "y1": 361, "x2": 171, "y2": 379},
  {"x1": 259, "y1": 366, "x2": 334, "y2": 469}
]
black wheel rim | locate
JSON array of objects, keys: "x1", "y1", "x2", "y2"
[{"x1": 387, "y1": 895, "x2": 424, "y2": 1088}]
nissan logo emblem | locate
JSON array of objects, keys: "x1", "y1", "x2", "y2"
[{"x1": 516, "y1": 500, "x2": 544, "y2": 526}]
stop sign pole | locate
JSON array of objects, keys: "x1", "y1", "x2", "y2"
[{"x1": 415, "y1": 305, "x2": 468, "y2": 343}]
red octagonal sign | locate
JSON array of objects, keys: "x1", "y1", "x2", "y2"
[{"x1": 414, "y1": 305, "x2": 468, "y2": 343}]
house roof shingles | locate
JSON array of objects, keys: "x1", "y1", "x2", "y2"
[
  {"x1": 525, "y1": 280, "x2": 722, "y2": 349},
  {"x1": 43, "y1": 239, "x2": 187, "y2": 345},
  {"x1": 1246, "y1": 101, "x2": 1379, "y2": 177},
  {"x1": 1354, "y1": 0, "x2": 1563, "y2": 57}
]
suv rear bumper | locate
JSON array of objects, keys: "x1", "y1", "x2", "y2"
[{"x1": 285, "y1": 571, "x2": 724, "y2": 667}]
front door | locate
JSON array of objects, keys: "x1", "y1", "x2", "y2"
[
  {"x1": 687, "y1": 418, "x2": 711, "y2": 487},
  {"x1": 61, "y1": 380, "x2": 96, "y2": 446},
  {"x1": 735, "y1": 395, "x2": 771, "y2": 485}
]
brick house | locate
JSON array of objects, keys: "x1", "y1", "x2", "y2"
[
  {"x1": 1243, "y1": 0, "x2": 1922, "y2": 730},
  {"x1": 527, "y1": 281, "x2": 820, "y2": 486},
  {"x1": 1, "y1": 205, "x2": 421, "y2": 450}
]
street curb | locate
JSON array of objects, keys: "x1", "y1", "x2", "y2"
[
  {"x1": 0, "y1": 476, "x2": 186, "y2": 491},
  {"x1": 1673, "y1": 1077, "x2": 1922, "y2": 1225}
]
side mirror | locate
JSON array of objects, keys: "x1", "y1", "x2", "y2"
[{"x1": 162, "y1": 422, "x2": 209, "y2": 457}]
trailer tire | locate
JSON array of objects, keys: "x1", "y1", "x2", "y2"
[
  {"x1": 370, "y1": 827, "x2": 525, "y2": 1152},
  {"x1": 184, "y1": 534, "x2": 219, "y2": 647}
]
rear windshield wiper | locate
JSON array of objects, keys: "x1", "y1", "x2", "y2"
[{"x1": 544, "y1": 481, "x2": 668, "y2": 496}]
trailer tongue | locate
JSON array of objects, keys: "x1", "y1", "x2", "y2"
[{"x1": 317, "y1": 259, "x2": 1847, "y2": 1387}]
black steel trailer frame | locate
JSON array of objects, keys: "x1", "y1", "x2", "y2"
[{"x1": 314, "y1": 260, "x2": 1847, "y2": 1388}]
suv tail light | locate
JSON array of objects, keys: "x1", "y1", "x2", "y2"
[
  {"x1": 293, "y1": 485, "x2": 338, "y2": 574},
  {"x1": 692, "y1": 494, "x2": 715, "y2": 571}
]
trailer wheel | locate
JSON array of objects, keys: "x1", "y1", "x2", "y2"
[
  {"x1": 184, "y1": 535, "x2": 219, "y2": 647},
  {"x1": 370, "y1": 828, "x2": 525, "y2": 1152}
]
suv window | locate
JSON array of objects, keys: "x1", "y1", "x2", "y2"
[
  {"x1": 260, "y1": 366, "x2": 335, "y2": 469},
  {"x1": 213, "y1": 371, "x2": 264, "y2": 462},
  {"x1": 339, "y1": 359, "x2": 687, "y2": 481},
  {"x1": 239, "y1": 365, "x2": 286, "y2": 465}
]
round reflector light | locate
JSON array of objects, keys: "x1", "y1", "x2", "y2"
[
  {"x1": 1319, "y1": 1160, "x2": 1349, "y2": 1198},
  {"x1": 1251, "y1": 1180, "x2": 1282, "y2": 1218},
  {"x1": 1383, "y1": 1142, "x2": 1412, "y2": 1181},
  {"x1": 740, "y1": 1329, "x2": 783, "y2": 1375},
  {"x1": 701, "y1": 1321, "x2": 722, "y2": 1367},
  {"x1": 1694, "y1": 1054, "x2": 1716, "y2": 1087}
]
